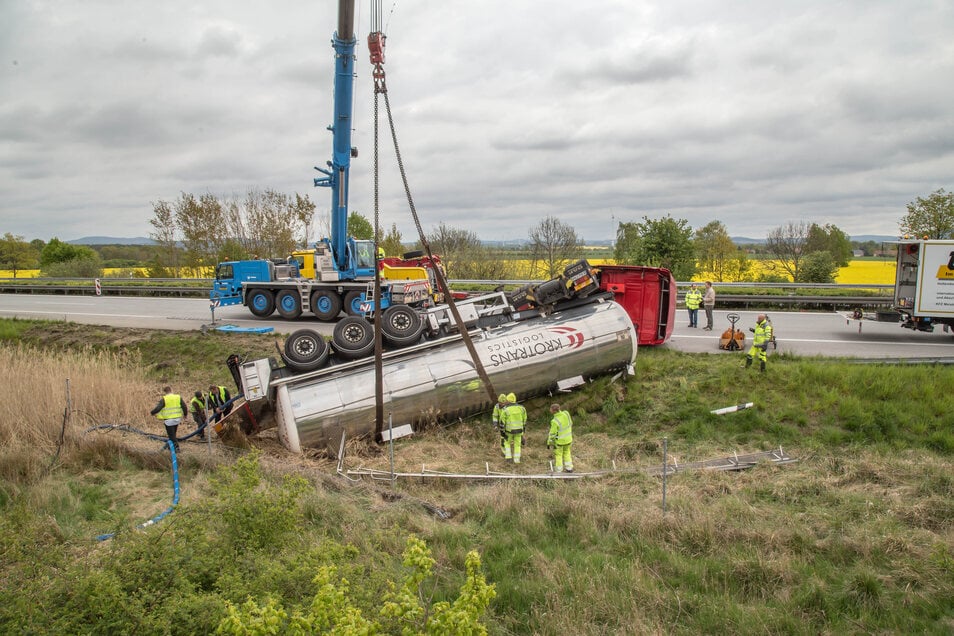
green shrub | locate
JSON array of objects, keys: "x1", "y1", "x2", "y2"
[
  {"x1": 216, "y1": 536, "x2": 496, "y2": 635},
  {"x1": 204, "y1": 451, "x2": 309, "y2": 551}
]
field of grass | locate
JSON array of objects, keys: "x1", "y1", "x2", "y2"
[{"x1": 1, "y1": 318, "x2": 952, "y2": 633}]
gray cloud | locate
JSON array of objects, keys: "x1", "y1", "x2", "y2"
[{"x1": 0, "y1": 0, "x2": 952, "y2": 244}]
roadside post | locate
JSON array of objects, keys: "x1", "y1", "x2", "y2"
[{"x1": 662, "y1": 437, "x2": 668, "y2": 514}]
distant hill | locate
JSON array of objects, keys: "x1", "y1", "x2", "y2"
[
  {"x1": 850, "y1": 235, "x2": 898, "y2": 243},
  {"x1": 733, "y1": 235, "x2": 897, "y2": 244},
  {"x1": 480, "y1": 239, "x2": 528, "y2": 247},
  {"x1": 67, "y1": 236, "x2": 155, "y2": 245}
]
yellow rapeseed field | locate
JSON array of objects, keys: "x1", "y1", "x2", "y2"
[
  {"x1": 0, "y1": 269, "x2": 41, "y2": 278},
  {"x1": 0, "y1": 260, "x2": 897, "y2": 284},
  {"x1": 832, "y1": 259, "x2": 896, "y2": 284}
]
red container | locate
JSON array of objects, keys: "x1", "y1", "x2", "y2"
[{"x1": 597, "y1": 265, "x2": 676, "y2": 346}]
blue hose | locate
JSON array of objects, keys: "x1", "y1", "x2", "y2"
[{"x1": 95, "y1": 437, "x2": 181, "y2": 541}]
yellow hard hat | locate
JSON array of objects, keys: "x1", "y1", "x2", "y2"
[
  {"x1": 498, "y1": 394, "x2": 507, "y2": 402},
  {"x1": 507, "y1": 392, "x2": 517, "y2": 403}
]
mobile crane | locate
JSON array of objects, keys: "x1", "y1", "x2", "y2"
[{"x1": 209, "y1": 0, "x2": 440, "y2": 323}]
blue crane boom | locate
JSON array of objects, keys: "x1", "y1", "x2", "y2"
[{"x1": 313, "y1": 0, "x2": 362, "y2": 276}]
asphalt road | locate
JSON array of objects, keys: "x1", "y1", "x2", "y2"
[
  {"x1": 2, "y1": 294, "x2": 954, "y2": 360},
  {"x1": 665, "y1": 309, "x2": 954, "y2": 360}
]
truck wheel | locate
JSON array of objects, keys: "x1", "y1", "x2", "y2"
[
  {"x1": 343, "y1": 291, "x2": 365, "y2": 316},
  {"x1": 311, "y1": 291, "x2": 343, "y2": 321},
  {"x1": 381, "y1": 304, "x2": 424, "y2": 347},
  {"x1": 284, "y1": 329, "x2": 330, "y2": 370},
  {"x1": 332, "y1": 316, "x2": 374, "y2": 359},
  {"x1": 276, "y1": 290, "x2": 303, "y2": 319},
  {"x1": 248, "y1": 290, "x2": 275, "y2": 317}
]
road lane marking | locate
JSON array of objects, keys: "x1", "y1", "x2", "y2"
[
  {"x1": 17, "y1": 302, "x2": 99, "y2": 307},
  {"x1": 0, "y1": 310, "x2": 158, "y2": 319},
  {"x1": 672, "y1": 334, "x2": 954, "y2": 347}
]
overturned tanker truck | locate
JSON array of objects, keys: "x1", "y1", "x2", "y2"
[
  {"x1": 218, "y1": 0, "x2": 663, "y2": 454},
  {"x1": 228, "y1": 265, "x2": 639, "y2": 455}
]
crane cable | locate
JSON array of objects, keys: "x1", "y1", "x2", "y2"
[
  {"x1": 368, "y1": 20, "x2": 499, "y2": 409},
  {"x1": 371, "y1": 0, "x2": 385, "y2": 440}
]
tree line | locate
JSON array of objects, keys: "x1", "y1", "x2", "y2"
[
  {"x1": 2, "y1": 187, "x2": 952, "y2": 281},
  {"x1": 605, "y1": 187, "x2": 953, "y2": 283}
]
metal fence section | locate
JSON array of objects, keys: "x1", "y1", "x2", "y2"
[
  {"x1": 0, "y1": 278, "x2": 211, "y2": 297},
  {"x1": 342, "y1": 447, "x2": 797, "y2": 482}
]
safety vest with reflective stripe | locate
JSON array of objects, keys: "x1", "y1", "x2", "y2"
[
  {"x1": 157, "y1": 394, "x2": 185, "y2": 420},
  {"x1": 492, "y1": 403, "x2": 504, "y2": 427},
  {"x1": 548, "y1": 410, "x2": 573, "y2": 445},
  {"x1": 190, "y1": 395, "x2": 206, "y2": 413},
  {"x1": 753, "y1": 320, "x2": 773, "y2": 346},
  {"x1": 685, "y1": 289, "x2": 703, "y2": 309},
  {"x1": 502, "y1": 404, "x2": 527, "y2": 433},
  {"x1": 212, "y1": 386, "x2": 228, "y2": 402}
]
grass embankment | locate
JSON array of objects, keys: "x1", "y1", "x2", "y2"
[{"x1": 1, "y1": 318, "x2": 952, "y2": 634}]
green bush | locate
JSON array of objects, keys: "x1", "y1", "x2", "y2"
[
  {"x1": 42, "y1": 256, "x2": 103, "y2": 278},
  {"x1": 205, "y1": 451, "x2": 310, "y2": 551},
  {"x1": 216, "y1": 536, "x2": 496, "y2": 635}
]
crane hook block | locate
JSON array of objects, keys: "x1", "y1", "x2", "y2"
[{"x1": 368, "y1": 32, "x2": 385, "y2": 64}]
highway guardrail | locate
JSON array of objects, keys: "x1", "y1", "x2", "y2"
[{"x1": 0, "y1": 278, "x2": 896, "y2": 309}]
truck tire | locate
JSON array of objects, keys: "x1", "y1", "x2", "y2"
[
  {"x1": 402, "y1": 250, "x2": 425, "y2": 259},
  {"x1": 276, "y1": 290, "x2": 303, "y2": 319},
  {"x1": 343, "y1": 291, "x2": 365, "y2": 316},
  {"x1": 284, "y1": 329, "x2": 330, "y2": 371},
  {"x1": 248, "y1": 289, "x2": 275, "y2": 317},
  {"x1": 311, "y1": 290, "x2": 343, "y2": 321},
  {"x1": 381, "y1": 304, "x2": 425, "y2": 347},
  {"x1": 332, "y1": 316, "x2": 374, "y2": 359}
]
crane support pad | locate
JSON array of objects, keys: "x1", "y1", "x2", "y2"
[{"x1": 215, "y1": 325, "x2": 275, "y2": 334}]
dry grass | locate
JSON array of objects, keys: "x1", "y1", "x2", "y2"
[{"x1": 0, "y1": 342, "x2": 176, "y2": 484}]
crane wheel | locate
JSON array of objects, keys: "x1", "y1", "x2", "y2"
[
  {"x1": 343, "y1": 291, "x2": 365, "y2": 316},
  {"x1": 248, "y1": 290, "x2": 275, "y2": 317},
  {"x1": 311, "y1": 291, "x2": 343, "y2": 321},
  {"x1": 276, "y1": 290, "x2": 303, "y2": 319}
]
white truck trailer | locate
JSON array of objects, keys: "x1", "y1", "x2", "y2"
[{"x1": 892, "y1": 239, "x2": 954, "y2": 332}]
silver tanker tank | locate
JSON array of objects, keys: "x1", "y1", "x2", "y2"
[{"x1": 248, "y1": 298, "x2": 637, "y2": 454}]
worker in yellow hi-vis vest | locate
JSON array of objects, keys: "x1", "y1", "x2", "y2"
[
  {"x1": 150, "y1": 386, "x2": 186, "y2": 451},
  {"x1": 547, "y1": 403, "x2": 574, "y2": 473},
  {"x1": 745, "y1": 314, "x2": 774, "y2": 373},
  {"x1": 491, "y1": 393, "x2": 509, "y2": 457},
  {"x1": 685, "y1": 283, "x2": 703, "y2": 328},
  {"x1": 501, "y1": 392, "x2": 527, "y2": 464}
]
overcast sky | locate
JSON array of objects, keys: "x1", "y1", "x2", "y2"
[{"x1": 2, "y1": 1, "x2": 953, "y2": 244}]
